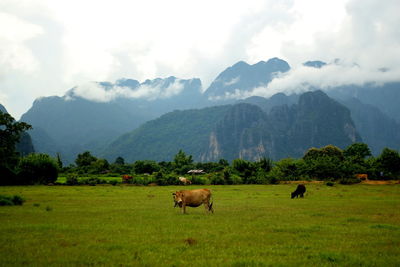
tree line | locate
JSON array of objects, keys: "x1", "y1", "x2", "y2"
[{"x1": 1, "y1": 111, "x2": 400, "y2": 185}]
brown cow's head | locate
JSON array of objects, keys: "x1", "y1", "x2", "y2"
[{"x1": 172, "y1": 191, "x2": 184, "y2": 208}]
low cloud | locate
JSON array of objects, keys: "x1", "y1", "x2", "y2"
[
  {"x1": 223, "y1": 76, "x2": 240, "y2": 86},
  {"x1": 212, "y1": 62, "x2": 400, "y2": 100},
  {"x1": 67, "y1": 79, "x2": 185, "y2": 102}
]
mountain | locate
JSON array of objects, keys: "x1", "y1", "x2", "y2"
[
  {"x1": 16, "y1": 57, "x2": 400, "y2": 163},
  {"x1": 303, "y1": 60, "x2": 327, "y2": 68},
  {"x1": 239, "y1": 93, "x2": 299, "y2": 113},
  {"x1": 102, "y1": 105, "x2": 232, "y2": 162},
  {"x1": 0, "y1": 104, "x2": 6, "y2": 113},
  {"x1": 104, "y1": 91, "x2": 361, "y2": 162},
  {"x1": 21, "y1": 77, "x2": 206, "y2": 163},
  {"x1": 338, "y1": 97, "x2": 400, "y2": 154},
  {"x1": 0, "y1": 104, "x2": 35, "y2": 156},
  {"x1": 204, "y1": 58, "x2": 290, "y2": 99},
  {"x1": 327, "y1": 82, "x2": 400, "y2": 124},
  {"x1": 203, "y1": 90, "x2": 361, "y2": 161}
]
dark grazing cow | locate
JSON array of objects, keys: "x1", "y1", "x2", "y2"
[
  {"x1": 172, "y1": 189, "x2": 213, "y2": 214},
  {"x1": 291, "y1": 184, "x2": 306, "y2": 198}
]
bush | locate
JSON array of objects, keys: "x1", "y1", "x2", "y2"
[
  {"x1": 0, "y1": 194, "x2": 25, "y2": 206},
  {"x1": 108, "y1": 179, "x2": 119, "y2": 186},
  {"x1": 130, "y1": 175, "x2": 155, "y2": 185},
  {"x1": 154, "y1": 171, "x2": 167, "y2": 185},
  {"x1": 17, "y1": 153, "x2": 58, "y2": 184},
  {"x1": 209, "y1": 172, "x2": 225, "y2": 185},
  {"x1": 82, "y1": 177, "x2": 107, "y2": 186},
  {"x1": 191, "y1": 175, "x2": 210, "y2": 185},
  {"x1": 230, "y1": 174, "x2": 243, "y2": 185},
  {"x1": 326, "y1": 181, "x2": 335, "y2": 186},
  {"x1": 165, "y1": 174, "x2": 180, "y2": 185},
  {"x1": 66, "y1": 173, "x2": 79, "y2": 185}
]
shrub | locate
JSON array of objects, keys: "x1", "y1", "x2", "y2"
[
  {"x1": 83, "y1": 177, "x2": 107, "y2": 185},
  {"x1": 66, "y1": 173, "x2": 79, "y2": 185},
  {"x1": 11, "y1": 195, "x2": 25, "y2": 205},
  {"x1": 108, "y1": 179, "x2": 119, "y2": 186},
  {"x1": 209, "y1": 172, "x2": 225, "y2": 185},
  {"x1": 0, "y1": 194, "x2": 25, "y2": 206},
  {"x1": 0, "y1": 197, "x2": 13, "y2": 206},
  {"x1": 326, "y1": 181, "x2": 335, "y2": 186},
  {"x1": 191, "y1": 175, "x2": 209, "y2": 185},
  {"x1": 165, "y1": 174, "x2": 180, "y2": 185},
  {"x1": 17, "y1": 153, "x2": 58, "y2": 184},
  {"x1": 230, "y1": 174, "x2": 243, "y2": 185},
  {"x1": 154, "y1": 171, "x2": 167, "y2": 186}
]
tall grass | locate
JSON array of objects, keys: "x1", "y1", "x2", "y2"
[{"x1": 0, "y1": 184, "x2": 399, "y2": 266}]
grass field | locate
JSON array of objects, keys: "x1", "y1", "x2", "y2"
[{"x1": 0, "y1": 183, "x2": 399, "y2": 266}]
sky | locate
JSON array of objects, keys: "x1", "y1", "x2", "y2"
[{"x1": 1, "y1": 0, "x2": 399, "y2": 119}]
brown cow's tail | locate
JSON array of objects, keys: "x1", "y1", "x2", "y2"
[{"x1": 208, "y1": 194, "x2": 214, "y2": 213}]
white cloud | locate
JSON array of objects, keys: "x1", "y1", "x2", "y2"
[
  {"x1": 0, "y1": 12, "x2": 43, "y2": 74},
  {"x1": 219, "y1": 62, "x2": 400, "y2": 100},
  {"x1": 68, "y1": 79, "x2": 185, "y2": 102},
  {"x1": 223, "y1": 76, "x2": 240, "y2": 86},
  {"x1": 0, "y1": 0, "x2": 399, "y2": 119}
]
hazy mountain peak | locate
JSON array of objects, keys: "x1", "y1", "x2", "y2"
[
  {"x1": 303, "y1": 60, "x2": 327, "y2": 68},
  {"x1": 0, "y1": 103, "x2": 7, "y2": 113},
  {"x1": 204, "y1": 57, "x2": 290, "y2": 99},
  {"x1": 232, "y1": 61, "x2": 250, "y2": 68}
]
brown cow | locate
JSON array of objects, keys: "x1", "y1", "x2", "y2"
[
  {"x1": 178, "y1": 177, "x2": 192, "y2": 185},
  {"x1": 172, "y1": 189, "x2": 213, "y2": 214}
]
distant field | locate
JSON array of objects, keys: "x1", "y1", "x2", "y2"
[{"x1": 0, "y1": 184, "x2": 399, "y2": 266}]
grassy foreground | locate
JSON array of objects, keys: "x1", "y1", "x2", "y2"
[{"x1": 0, "y1": 184, "x2": 399, "y2": 266}]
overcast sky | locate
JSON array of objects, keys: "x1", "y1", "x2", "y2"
[{"x1": 1, "y1": 0, "x2": 399, "y2": 119}]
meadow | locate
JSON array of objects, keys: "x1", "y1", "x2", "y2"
[{"x1": 0, "y1": 183, "x2": 399, "y2": 266}]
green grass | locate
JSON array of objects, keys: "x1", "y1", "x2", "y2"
[{"x1": 0, "y1": 184, "x2": 399, "y2": 266}]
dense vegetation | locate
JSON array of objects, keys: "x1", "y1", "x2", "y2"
[
  {"x1": 0, "y1": 111, "x2": 58, "y2": 185},
  {"x1": 2, "y1": 110, "x2": 400, "y2": 186},
  {"x1": 60, "y1": 143, "x2": 400, "y2": 186}
]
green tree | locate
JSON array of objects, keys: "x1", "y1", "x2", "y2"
[
  {"x1": 173, "y1": 150, "x2": 193, "y2": 168},
  {"x1": 256, "y1": 157, "x2": 273, "y2": 172},
  {"x1": 173, "y1": 150, "x2": 194, "y2": 174},
  {"x1": 303, "y1": 147, "x2": 322, "y2": 161},
  {"x1": 17, "y1": 153, "x2": 58, "y2": 184},
  {"x1": 376, "y1": 148, "x2": 400, "y2": 178},
  {"x1": 56, "y1": 153, "x2": 63, "y2": 169},
  {"x1": 232, "y1": 158, "x2": 256, "y2": 183},
  {"x1": 0, "y1": 112, "x2": 32, "y2": 184},
  {"x1": 321, "y1": 145, "x2": 344, "y2": 161},
  {"x1": 75, "y1": 151, "x2": 97, "y2": 168},
  {"x1": 303, "y1": 145, "x2": 345, "y2": 180},
  {"x1": 272, "y1": 158, "x2": 305, "y2": 181},
  {"x1": 344, "y1": 143, "x2": 371, "y2": 159},
  {"x1": 89, "y1": 159, "x2": 110, "y2": 174},
  {"x1": 114, "y1": 156, "x2": 125, "y2": 165},
  {"x1": 133, "y1": 160, "x2": 160, "y2": 174}
]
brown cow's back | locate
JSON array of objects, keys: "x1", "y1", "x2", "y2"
[
  {"x1": 182, "y1": 189, "x2": 211, "y2": 207},
  {"x1": 173, "y1": 189, "x2": 213, "y2": 213}
]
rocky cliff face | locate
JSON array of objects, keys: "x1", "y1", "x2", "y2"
[
  {"x1": 201, "y1": 90, "x2": 361, "y2": 161},
  {"x1": 202, "y1": 103, "x2": 273, "y2": 161}
]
